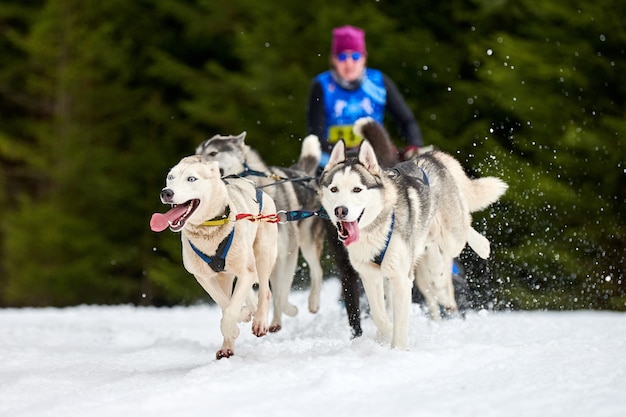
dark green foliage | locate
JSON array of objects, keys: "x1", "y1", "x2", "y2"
[{"x1": 0, "y1": 0, "x2": 623, "y2": 309}]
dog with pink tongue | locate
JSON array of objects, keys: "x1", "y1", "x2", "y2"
[{"x1": 151, "y1": 155, "x2": 278, "y2": 359}]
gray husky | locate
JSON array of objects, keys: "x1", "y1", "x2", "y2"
[
  {"x1": 196, "y1": 133, "x2": 325, "y2": 332},
  {"x1": 319, "y1": 118, "x2": 508, "y2": 349}
]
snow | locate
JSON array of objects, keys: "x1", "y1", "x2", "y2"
[{"x1": 1, "y1": 278, "x2": 624, "y2": 417}]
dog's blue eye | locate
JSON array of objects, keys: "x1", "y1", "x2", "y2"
[
  {"x1": 353, "y1": 187, "x2": 362, "y2": 193},
  {"x1": 187, "y1": 176, "x2": 197, "y2": 182},
  {"x1": 167, "y1": 174, "x2": 174, "y2": 180}
]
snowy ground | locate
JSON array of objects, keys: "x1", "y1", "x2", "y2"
[{"x1": 1, "y1": 278, "x2": 625, "y2": 417}]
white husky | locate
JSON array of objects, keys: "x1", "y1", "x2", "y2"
[
  {"x1": 319, "y1": 121, "x2": 508, "y2": 349},
  {"x1": 195, "y1": 133, "x2": 324, "y2": 332},
  {"x1": 150, "y1": 155, "x2": 278, "y2": 359}
]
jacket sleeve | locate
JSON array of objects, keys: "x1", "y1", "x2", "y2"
[
  {"x1": 306, "y1": 80, "x2": 331, "y2": 149},
  {"x1": 383, "y1": 74, "x2": 424, "y2": 147}
]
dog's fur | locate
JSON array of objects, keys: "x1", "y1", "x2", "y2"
[
  {"x1": 318, "y1": 119, "x2": 508, "y2": 349},
  {"x1": 150, "y1": 155, "x2": 278, "y2": 359},
  {"x1": 195, "y1": 134, "x2": 325, "y2": 332}
]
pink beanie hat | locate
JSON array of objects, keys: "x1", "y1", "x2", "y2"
[{"x1": 331, "y1": 25, "x2": 366, "y2": 55}]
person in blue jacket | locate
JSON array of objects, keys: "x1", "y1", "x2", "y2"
[{"x1": 306, "y1": 25, "x2": 423, "y2": 168}]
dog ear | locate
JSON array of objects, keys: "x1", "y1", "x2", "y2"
[
  {"x1": 195, "y1": 140, "x2": 208, "y2": 155},
  {"x1": 203, "y1": 160, "x2": 222, "y2": 177},
  {"x1": 180, "y1": 155, "x2": 203, "y2": 164},
  {"x1": 358, "y1": 140, "x2": 380, "y2": 174},
  {"x1": 234, "y1": 132, "x2": 246, "y2": 142},
  {"x1": 326, "y1": 140, "x2": 346, "y2": 170}
]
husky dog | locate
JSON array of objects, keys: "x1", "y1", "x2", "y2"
[
  {"x1": 196, "y1": 134, "x2": 325, "y2": 333},
  {"x1": 150, "y1": 155, "x2": 278, "y2": 359},
  {"x1": 319, "y1": 121, "x2": 508, "y2": 349}
]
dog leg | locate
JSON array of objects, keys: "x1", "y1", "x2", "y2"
[
  {"x1": 388, "y1": 276, "x2": 413, "y2": 350},
  {"x1": 194, "y1": 274, "x2": 233, "y2": 311},
  {"x1": 240, "y1": 289, "x2": 258, "y2": 323},
  {"x1": 414, "y1": 258, "x2": 442, "y2": 320},
  {"x1": 252, "y1": 223, "x2": 276, "y2": 337},
  {"x1": 467, "y1": 227, "x2": 491, "y2": 259},
  {"x1": 269, "y1": 245, "x2": 299, "y2": 333},
  {"x1": 326, "y1": 222, "x2": 362, "y2": 337},
  {"x1": 197, "y1": 274, "x2": 254, "y2": 324},
  {"x1": 252, "y1": 278, "x2": 271, "y2": 337},
  {"x1": 416, "y1": 245, "x2": 459, "y2": 320},
  {"x1": 215, "y1": 270, "x2": 259, "y2": 359},
  {"x1": 359, "y1": 268, "x2": 393, "y2": 342},
  {"x1": 299, "y1": 222, "x2": 325, "y2": 314}
]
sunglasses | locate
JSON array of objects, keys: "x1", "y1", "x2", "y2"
[{"x1": 336, "y1": 51, "x2": 363, "y2": 62}]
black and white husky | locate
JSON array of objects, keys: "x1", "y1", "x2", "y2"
[
  {"x1": 196, "y1": 133, "x2": 325, "y2": 332},
  {"x1": 318, "y1": 119, "x2": 508, "y2": 349}
]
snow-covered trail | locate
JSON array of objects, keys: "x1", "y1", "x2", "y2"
[{"x1": 1, "y1": 279, "x2": 624, "y2": 417}]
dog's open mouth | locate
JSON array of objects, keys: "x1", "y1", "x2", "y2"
[
  {"x1": 336, "y1": 211, "x2": 363, "y2": 247},
  {"x1": 150, "y1": 199, "x2": 200, "y2": 232}
]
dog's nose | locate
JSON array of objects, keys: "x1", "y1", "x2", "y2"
[
  {"x1": 160, "y1": 188, "x2": 174, "y2": 202},
  {"x1": 335, "y1": 206, "x2": 348, "y2": 220}
]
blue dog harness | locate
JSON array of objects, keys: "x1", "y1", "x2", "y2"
[
  {"x1": 372, "y1": 211, "x2": 395, "y2": 266},
  {"x1": 188, "y1": 187, "x2": 264, "y2": 273},
  {"x1": 188, "y1": 230, "x2": 234, "y2": 273}
]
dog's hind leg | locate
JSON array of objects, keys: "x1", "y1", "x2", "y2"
[
  {"x1": 269, "y1": 248, "x2": 299, "y2": 333},
  {"x1": 268, "y1": 224, "x2": 299, "y2": 332},
  {"x1": 299, "y1": 220, "x2": 325, "y2": 314},
  {"x1": 240, "y1": 289, "x2": 257, "y2": 323},
  {"x1": 467, "y1": 227, "x2": 491, "y2": 259},
  {"x1": 415, "y1": 245, "x2": 459, "y2": 320},
  {"x1": 251, "y1": 222, "x2": 276, "y2": 338}
]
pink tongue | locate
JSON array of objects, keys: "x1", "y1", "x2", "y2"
[
  {"x1": 150, "y1": 205, "x2": 188, "y2": 232},
  {"x1": 342, "y1": 221, "x2": 360, "y2": 246}
]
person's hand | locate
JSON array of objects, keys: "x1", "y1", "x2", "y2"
[{"x1": 401, "y1": 145, "x2": 419, "y2": 161}]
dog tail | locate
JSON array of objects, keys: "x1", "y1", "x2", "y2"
[
  {"x1": 433, "y1": 151, "x2": 508, "y2": 212},
  {"x1": 353, "y1": 117, "x2": 400, "y2": 168},
  {"x1": 295, "y1": 134, "x2": 322, "y2": 175},
  {"x1": 466, "y1": 176, "x2": 509, "y2": 212}
]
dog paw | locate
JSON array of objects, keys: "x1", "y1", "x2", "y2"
[
  {"x1": 269, "y1": 323, "x2": 282, "y2": 333},
  {"x1": 308, "y1": 295, "x2": 320, "y2": 314},
  {"x1": 284, "y1": 303, "x2": 298, "y2": 317},
  {"x1": 216, "y1": 349, "x2": 234, "y2": 360},
  {"x1": 467, "y1": 228, "x2": 491, "y2": 259},
  {"x1": 251, "y1": 320, "x2": 268, "y2": 337}
]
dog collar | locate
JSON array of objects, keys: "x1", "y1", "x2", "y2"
[
  {"x1": 202, "y1": 206, "x2": 231, "y2": 226},
  {"x1": 372, "y1": 211, "x2": 395, "y2": 266}
]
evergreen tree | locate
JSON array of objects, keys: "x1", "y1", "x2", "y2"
[{"x1": 0, "y1": 0, "x2": 623, "y2": 310}]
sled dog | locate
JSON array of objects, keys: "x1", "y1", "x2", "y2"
[
  {"x1": 196, "y1": 133, "x2": 325, "y2": 332},
  {"x1": 319, "y1": 121, "x2": 508, "y2": 349},
  {"x1": 150, "y1": 155, "x2": 278, "y2": 359}
]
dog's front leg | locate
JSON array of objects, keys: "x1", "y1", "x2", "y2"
[
  {"x1": 194, "y1": 273, "x2": 239, "y2": 359},
  {"x1": 359, "y1": 267, "x2": 392, "y2": 342},
  {"x1": 388, "y1": 275, "x2": 413, "y2": 350},
  {"x1": 226, "y1": 266, "x2": 268, "y2": 340},
  {"x1": 194, "y1": 273, "x2": 233, "y2": 310}
]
